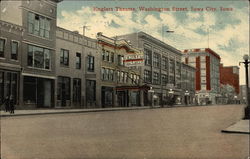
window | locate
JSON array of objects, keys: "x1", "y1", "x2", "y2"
[
  {"x1": 169, "y1": 75, "x2": 174, "y2": 84},
  {"x1": 27, "y1": 45, "x2": 51, "y2": 69},
  {"x1": 60, "y1": 49, "x2": 69, "y2": 66},
  {"x1": 176, "y1": 62, "x2": 181, "y2": 76},
  {"x1": 102, "y1": 49, "x2": 105, "y2": 61},
  {"x1": 0, "y1": 39, "x2": 5, "y2": 57},
  {"x1": 153, "y1": 72, "x2": 160, "y2": 85},
  {"x1": 76, "y1": 53, "x2": 81, "y2": 69},
  {"x1": 28, "y1": 12, "x2": 51, "y2": 38},
  {"x1": 162, "y1": 74, "x2": 167, "y2": 86},
  {"x1": 162, "y1": 56, "x2": 168, "y2": 70},
  {"x1": 111, "y1": 52, "x2": 114, "y2": 62},
  {"x1": 144, "y1": 70, "x2": 151, "y2": 83},
  {"x1": 106, "y1": 51, "x2": 110, "y2": 61},
  {"x1": 169, "y1": 59, "x2": 175, "y2": 74},
  {"x1": 87, "y1": 55, "x2": 95, "y2": 72},
  {"x1": 101, "y1": 67, "x2": 114, "y2": 81},
  {"x1": 118, "y1": 55, "x2": 124, "y2": 66},
  {"x1": 153, "y1": 53, "x2": 160, "y2": 68},
  {"x1": 144, "y1": 48, "x2": 152, "y2": 65},
  {"x1": 11, "y1": 41, "x2": 18, "y2": 60}
]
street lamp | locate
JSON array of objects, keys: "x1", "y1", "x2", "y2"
[
  {"x1": 239, "y1": 54, "x2": 250, "y2": 119},
  {"x1": 184, "y1": 90, "x2": 190, "y2": 105}
]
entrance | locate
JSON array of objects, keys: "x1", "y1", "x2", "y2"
[{"x1": 117, "y1": 91, "x2": 127, "y2": 107}]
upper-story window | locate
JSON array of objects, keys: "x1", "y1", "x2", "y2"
[
  {"x1": 76, "y1": 52, "x2": 81, "y2": 69},
  {"x1": 162, "y1": 56, "x2": 168, "y2": 70},
  {"x1": 169, "y1": 59, "x2": 175, "y2": 74},
  {"x1": 60, "y1": 49, "x2": 69, "y2": 66},
  {"x1": 118, "y1": 55, "x2": 124, "y2": 66},
  {"x1": 87, "y1": 55, "x2": 95, "y2": 72},
  {"x1": 28, "y1": 12, "x2": 51, "y2": 39},
  {"x1": 111, "y1": 52, "x2": 114, "y2": 62},
  {"x1": 0, "y1": 39, "x2": 5, "y2": 57},
  {"x1": 153, "y1": 53, "x2": 160, "y2": 68},
  {"x1": 162, "y1": 74, "x2": 167, "y2": 86},
  {"x1": 27, "y1": 45, "x2": 51, "y2": 69},
  {"x1": 11, "y1": 41, "x2": 18, "y2": 60},
  {"x1": 153, "y1": 72, "x2": 160, "y2": 85},
  {"x1": 144, "y1": 48, "x2": 152, "y2": 65},
  {"x1": 144, "y1": 70, "x2": 151, "y2": 83}
]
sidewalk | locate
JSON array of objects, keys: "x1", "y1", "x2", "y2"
[
  {"x1": 0, "y1": 106, "x2": 156, "y2": 117},
  {"x1": 222, "y1": 119, "x2": 250, "y2": 134}
]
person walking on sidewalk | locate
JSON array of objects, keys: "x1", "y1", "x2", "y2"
[
  {"x1": 3, "y1": 96, "x2": 10, "y2": 112},
  {"x1": 9, "y1": 95, "x2": 15, "y2": 114}
]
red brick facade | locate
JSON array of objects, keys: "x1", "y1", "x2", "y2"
[
  {"x1": 220, "y1": 64, "x2": 240, "y2": 94},
  {"x1": 206, "y1": 56, "x2": 211, "y2": 90},
  {"x1": 196, "y1": 56, "x2": 201, "y2": 90}
]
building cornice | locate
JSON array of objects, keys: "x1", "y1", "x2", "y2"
[{"x1": 137, "y1": 31, "x2": 182, "y2": 56}]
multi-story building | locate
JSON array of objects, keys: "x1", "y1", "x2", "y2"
[
  {"x1": 181, "y1": 63, "x2": 196, "y2": 105},
  {"x1": 0, "y1": 0, "x2": 62, "y2": 108},
  {"x1": 97, "y1": 33, "x2": 146, "y2": 107},
  {"x1": 220, "y1": 64, "x2": 240, "y2": 95},
  {"x1": 183, "y1": 48, "x2": 221, "y2": 105},
  {"x1": 118, "y1": 32, "x2": 183, "y2": 106},
  {"x1": 55, "y1": 27, "x2": 100, "y2": 108}
]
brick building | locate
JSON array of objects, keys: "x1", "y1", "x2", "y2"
[
  {"x1": 220, "y1": 64, "x2": 239, "y2": 95},
  {"x1": 97, "y1": 33, "x2": 145, "y2": 107},
  {"x1": 118, "y1": 32, "x2": 185, "y2": 106},
  {"x1": 0, "y1": 0, "x2": 62, "y2": 108},
  {"x1": 183, "y1": 48, "x2": 221, "y2": 105}
]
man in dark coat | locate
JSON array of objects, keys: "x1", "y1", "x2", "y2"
[
  {"x1": 9, "y1": 95, "x2": 15, "y2": 114},
  {"x1": 3, "y1": 96, "x2": 10, "y2": 112}
]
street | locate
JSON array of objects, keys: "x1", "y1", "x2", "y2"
[{"x1": 1, "y1": 105, "x2": 249, "y2": 159}]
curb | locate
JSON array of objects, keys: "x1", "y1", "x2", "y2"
[
  {"x1": 221, "y1": 130, "x2": 250, "y2": 134},
  {"x1": 0, "y1": 106, "x2": 156, "y2": 117}
]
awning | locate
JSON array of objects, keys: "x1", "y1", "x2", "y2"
[{"x1": 116, "y1": 84, "x2": 150, "y2": 91}]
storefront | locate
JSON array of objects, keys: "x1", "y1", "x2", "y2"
[
  {"x1": 0, "y1": 70, "x2": 19, "y2": 105},
  {"x1": 23, "y1": 76, "x2": 54, "y2": 108},
  {"x1": 101, "y1": 86, "x2": 114, "y2": 108}
]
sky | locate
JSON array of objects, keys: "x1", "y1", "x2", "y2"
[{"x1": 57, "y1": 0, "x2": 249, "y2": 85}]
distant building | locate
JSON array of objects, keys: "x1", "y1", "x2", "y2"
[
  {"x1": 183, "y1": 48, "x2": 221, "y2": 105},
  {"x1": 181, "y1": 63, "x2": 196, "y2": 105},
  {"x1": 118, "y1": 32, "x2": 184, "y2": 106},
  {"x1": 220, "y1": 64, "x2": 239, "y2": 95}
]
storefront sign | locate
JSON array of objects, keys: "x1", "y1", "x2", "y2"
[{"x1": 123, "y1": 54, "x2": 144, "y2": 67}]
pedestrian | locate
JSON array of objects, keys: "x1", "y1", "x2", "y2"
[
  {"x1": 9, "y1": 95, "x2": 15, "y2": 114},
  {"x1": 3, "y1": 96, "x2": 10, "y2": 112}
]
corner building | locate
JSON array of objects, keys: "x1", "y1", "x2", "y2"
[
  {"x1": 183, "y1": 48, "x2": 221, "y2": 105},
  {"x1": 0, "y1": 0, "x2": 62, "y2": 108}
]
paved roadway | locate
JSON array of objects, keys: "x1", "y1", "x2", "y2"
[{"x1": 1, "y1": 105, "x2": 249, "y2": 159}]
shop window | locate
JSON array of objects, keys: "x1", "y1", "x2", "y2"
[{"x1": 73, "y1": 78, "x2": 81, "y2": 104}]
